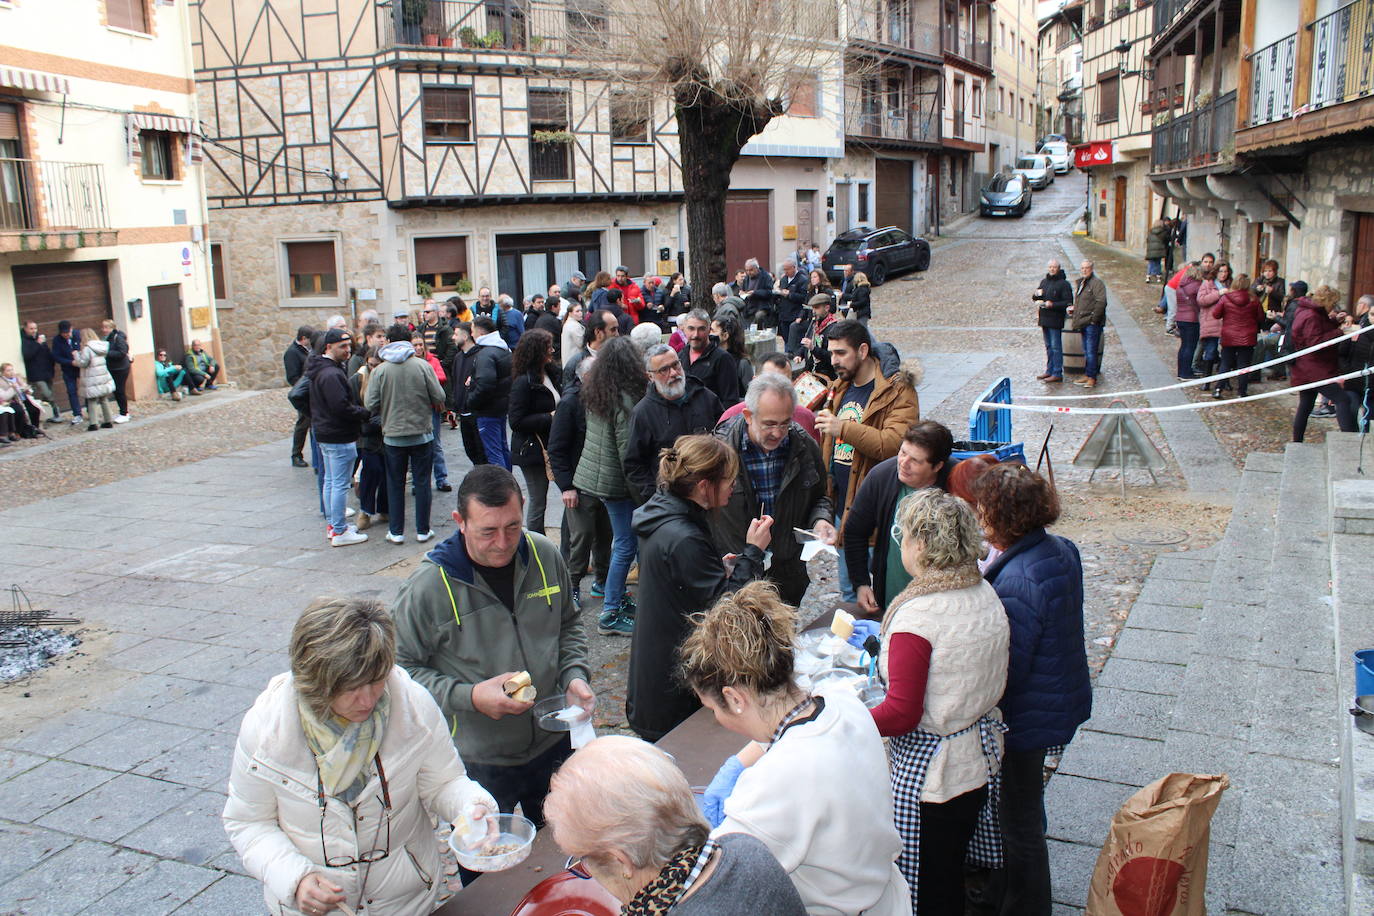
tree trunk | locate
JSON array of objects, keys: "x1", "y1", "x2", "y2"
[{"x1": 674, "y1": 86, "x2": 779, "y2": 314}]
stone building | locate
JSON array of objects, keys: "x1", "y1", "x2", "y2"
[
  {"x1": 937, "y1": 0, "x2": 995, "y2": 217},
  {"x1": 1037, "y1": 0, "x2": 1084, "y2": 144},
  {"x1": 987, "y1": 0, "x2": 1041, "y2": 171},
  {"x1": 0, "y1": 0, "x2": 218, "y2": 398}
]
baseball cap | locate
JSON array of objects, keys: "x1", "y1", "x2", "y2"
[
  {"x1": 393, "y1": 307, "x2": 410, "y2": 318},
  {"x1": 323, "y1": 328, "x2": 351, "y2": 345}
]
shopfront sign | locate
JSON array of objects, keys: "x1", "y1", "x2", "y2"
[{"x1": 1074, "y1": 141, "x2": 1114, "y2": 167}]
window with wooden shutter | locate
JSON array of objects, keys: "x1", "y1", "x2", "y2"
[
  {"x1": 423, "y1": 88, "x2": 472, "y2": 142},
  {"x1": 414, "y1": 236, "x2": 469, "y2": 292},
  {"x1": 285, "y1": 240, "x2": 338, "y2": 297},
  {"x1": 210, "y1": 242, "x2": 228, "y2": 301},
  {"x1": 107, "y1": 0, "x2": 150, "y2": 33},
  {"x1": 1097, "y1": 70, "x2": 1120, "y2": 122}
]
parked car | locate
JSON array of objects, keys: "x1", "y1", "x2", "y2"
[
  {"x1": 1039, "y1": 140, "x2": 1073, "y2": 173},
  {"x1": 1014, "y1": 154, "x2": 1054, "y2": 189},
  {"x1": 822, "y1": 226, "x2": 931, "y2": 286},
  {"x1": 979, "y1": 173, "x2": 1032, "y2": 218}
]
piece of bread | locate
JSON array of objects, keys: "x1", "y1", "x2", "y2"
[
  {"x1": 504, "y1": 672, "x2": 537, "y2": 703},
  {"x1": 830, "y1": 609, "x2": 855, "y2": 640},
  {"x1": 512, "y1": 684, "x2": 537, "y2": 703}
]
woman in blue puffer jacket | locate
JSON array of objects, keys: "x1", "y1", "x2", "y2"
[{"x1": 969, "y1": 463, "x2": 1091, "y2": 916}]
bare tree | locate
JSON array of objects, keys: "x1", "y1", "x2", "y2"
[{"x1": 570, "y1": 0, "x2": 843, "y2": 311}]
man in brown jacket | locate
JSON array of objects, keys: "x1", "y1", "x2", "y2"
[
  {"x1": 1070, "y1": 259, "x2": 1109, "y2": 388},
  {"x1": 815, "y1": 320, "x2": 919, "y2": 601}
]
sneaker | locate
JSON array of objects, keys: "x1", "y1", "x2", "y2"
[
  {"x1": 173, "y1": 390, "x2": 183, "y2": 401},
  {"x1": 571, "y1": 586, "x2": 582, "y2": 610},
  {"x1": 1311, "y1": 405, "x2": 1337, "y2": 418},
  {"x1": 100, "y1": 421, "x2": 113, "y2": 429},
  {"x1": 619, "y1": 595, "x2": 637, "y2": 620},
  {"x1": 205, "y1": 384, "x2": 218, "y2": 390},
  {"x1": 113, "y1": 415, "x2": 130, "y2": 424},
  {"x1": 72, "y1": 416, "x2": 84, "y2": 425},
  {"x1": 356, "y1": 512, "x2": 372, "y2": 531},
  {"x1": 436, "y1": 482, "x2": 452, "y2": 492},
  {"x1": 597, "y1": 613, "x2": 634, "y2": 636},
  {"x1": 345, "y1": 507, "x2": 356, "y2": 518},
  {"x1": 416, "y1": 530, "x2": 434, "y2": 543},
  {"x1": 45, "y1": 416, "x2": 62, "y2": 424},
  {"x1": 331, "y1": 526, "x2": 368, "y2": 547},
  {"x1": 292, "y1": 456, "x2": 309, "y2": 468},
  {"x1": 1166, "y1": 327, "x2": 1180, "y2": 337},
  {"x1": 385, "y1": 532, "x2": 406, "y2": 544},
  {"x1": 188, "y1": 388, "x2": 203, "y2": 395},
  {"x1": 589, "y1": 581, "x2": 606, "y2": 599}
]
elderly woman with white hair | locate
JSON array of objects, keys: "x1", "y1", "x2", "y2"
[
  {"x1": 544, "y1": 735, "x2": 806, "y2": 915},
  {"x1": 224, "y1": 597, "x2": 497, "y2": 916},
  {"x1": 866, "y1": 489, "x2": 1010, "y2": 915}
]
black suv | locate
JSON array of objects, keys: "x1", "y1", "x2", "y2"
[{"x1": 822, "y1": 226, "x2": 931, "y2": 286}]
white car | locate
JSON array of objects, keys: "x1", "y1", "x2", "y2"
[
  {"x1": 1039, "y1": 141, "x2": 1072, "y2": 173},
  {"x1": 1014, "y1": 154, "x2": 1054, "y2": 190}
]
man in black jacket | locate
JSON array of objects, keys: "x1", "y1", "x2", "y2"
[
  {"x1": 678, "y1": 309, "x2": 741, "y2": 407},
  {"x1": 20, "y1": 321, "x2": 62, "y2": 423},
  {"x1": 307, "y1": 328, "x2": 371, "y2": 546},
  {"x1": 449, "y1": 322, "x2": 486, "y2": 467},
  {"x1": 284, "y1": 325, "x2": 314, "y2": 466},
  {"x1": 548, "y1": 355, "x2": 611, "y2": 608},
  {"x1": 468, "y1": 315, "x2": 513, "y2": 470},
  {"x1": 624, "y1": 344, "x2": 723, "y2": 500},
  {"x1": 739, "y1": 258, "x2": 775, "y2": 327},
  {"x1": 775, "y1": 258, "x2": 810, "y2": 355},
  {"x1": 99, "y1": 319, "x2": 133, "y2": 423},
  {"x1": 528, "y1": 295, "x2": 563, "y2": 360},
  {"x1": 418, "y1": 300, "x2": 455, "y2": 365},
  {"x1": 711, "y1": 374, "x2": 834, "y2": 605},
  {"x1": 1034, "y1": 259, "x2": 1073, "y2": 383}
]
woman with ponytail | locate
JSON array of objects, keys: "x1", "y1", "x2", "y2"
[
  {"x1": 678, "y1": 580, "x2": 910, "y2": 916},
  {"x1": 627, "y1": 434, "x2": 772, "y2": 742}
]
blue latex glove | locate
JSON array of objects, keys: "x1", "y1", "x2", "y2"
[
  {"x1": 700, "y1": 756, "x2": 745, "y2": 828},
  {"x1": 846, "y1": 619, "x2": 881, "y2": 650}
]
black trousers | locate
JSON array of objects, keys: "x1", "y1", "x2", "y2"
[
  {"x1": 459, "y1": 414, "x2": 487, "y2": 465},
  {"x1": 919, "y1": 784, "x2": 988, "y2": 916},
  {"x1": 291, "y1": 408, "x2": 311, "y2": 460},
  {"x1": 997, "y1": 749, "x2": 1052, "y2": 916},
  {"x1": 459, "y1": 737, "x2": 572, "y2": 884},
  {"x1": 1293, "y1": 382, "x2": 1357, "y2": 441},
  {"x1": 109, "y1": 366, "x2": 130, "y2": 416}
]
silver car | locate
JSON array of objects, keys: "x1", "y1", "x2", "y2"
[{"x1": 1014, "y1": 154, "x2": 1054, "y2": 190}]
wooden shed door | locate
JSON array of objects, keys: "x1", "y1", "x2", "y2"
[
  {"x1": 876, "y1": 158, "x2": 914, "y2": 233},
  {"x1": 725, "y1": 192, "x2": 770, "y2": 275},
  {"x1": 1113, "y1": 176, "x2": 1128, "y2": 242},
  {"x1": 1352, "y1": 213, "x2": 1374, "y2": 304},
  {"x1": 148, "y1": 284, "x2": 186, "y2": 357},
  {"x1": 13, "y1": 261, "x2": 111, "y2": 338}
]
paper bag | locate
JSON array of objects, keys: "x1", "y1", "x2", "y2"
[{"x1": 1086, "y1": 772, "x2": 1229, "y2": 916}]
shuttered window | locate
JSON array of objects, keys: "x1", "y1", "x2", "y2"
[
  {"x1": 423, "y1": 88, "x2": 472, "y2": 142},
  {"x1": 1097, "y1": 70, "x2": 1120, "y2": 122},
  {"x1": 107, "y1": 0, "x2": 150, "y2": 33},
  {"x1": 0, "y1": 104, "x2": 19, "y2": 141},
  {"x1": 210, "y1": 243, "x2": 228, "y2": 301},
  {"x1": 414, "y1": 236, "x2": 469, "y2": 292},
  {"x1": 285, "y1": 240, "x2": 338, "y2": 297}
]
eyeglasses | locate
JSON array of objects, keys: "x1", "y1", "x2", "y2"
[
  {"x1": 755, "y1": 419, "x2": 790, "y2": 431},
  {"x1": 318, "y1": 756, "x2": 392, "y2": 867},
  {"x1": 565, "y1": 855, "x2": 592, "y2": 879},
  {"x1": 651, "y1": 363, "x2": 683, "y2": 377}
]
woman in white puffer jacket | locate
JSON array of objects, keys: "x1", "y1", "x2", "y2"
[
  {"x1": 223, "y1": 597, "x2": 497, "y2": 916},
  {"x1": 72, "y1": 327, "x2": 116, "y2": 430}
]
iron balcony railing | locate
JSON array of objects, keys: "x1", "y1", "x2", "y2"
[
  {"x1": 1247, "y1": 32, "x2": 1296, "y2": 127},
  {"x1": 847, "y1": 107, "x2": 941, "y2": 142},
  {"x1": 386, "y1": 0, "x2": 615, "y2": 52},
  {"x1": 848, "y1": 1, "x2": 941, "y2": 56},
  {"x1": 1151, "y1": 0, "x2": 1193, "y2": 36},
  {"x1": 1150, "y1": 89, "x2": 1237, "y2": 171},
  {"x1": 0, "y1": 159, "x2": 110, "y2": 232},
  {"x1": 942, "y1": 25, "x2": 991, "y2": 67},
  {"x1": 1310, "y1": 0, "x2": 1374, "y2": 110}
]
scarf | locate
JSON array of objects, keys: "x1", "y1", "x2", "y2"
[
  {"x1": 622, "y1": 841, "x2": 711, "y2": 916},
  {"x1": 298, "y1": 690, "x2": 390, "y2": 804},
  {"x1": 881, "y1": 561, "x2": 984, "y2": 635}
]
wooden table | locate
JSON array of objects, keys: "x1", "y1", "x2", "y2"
[{"x1": 435, "y1": 603, "x2": 862, "y2": 914}]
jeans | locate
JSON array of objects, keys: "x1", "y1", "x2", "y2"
[
  {"x1": 1082, "y1": 323, "x2": 1103, "y2": 380},
  {"x1": 385, "y1": 442, "x2": 434, "y2": 536},
  {"x1": 319, "y1": 440, "x2": 357, "y2": 535},
  {"x1": 1041, "y1": 327, "x2": 1063, "y2": 377},
  {"x1": 1293, "y1": 383, "x2": 1357, "y2": 442},
  {"x1": 518, "y1": 464, "x2": 550, "y2": 533},
  {"x1": 602, "y1": 497, "x2": 638, "y2": 612},
  {"x1": 916, "y1": 784, "x2": 989, "y2": 916},
  {"x1": 311, "y1": 433, "x2": 324, "y2": 515},
  {"x1": 1219, "y1": 345, "x2": 1254, "y2": 396},
  {"x1": 1175, "y1": 320, "x2": 1200, "y2": 378},
  {"x1": 459, "y1": 737, "x2": 573, "y2": 885},
  {"x1": 1254, "y1": 332, "x2": 1284, "y2": 375},
  {"x1": 998, "y1": 749, "x2": 1052, "y2": 916},
  {"x1": 477, "y1": 416, "x2": 511, "y2": 470},
  {"x1": 62, "y1": 370, "x2": 82, "y2": 417},
  {"x1": 358, "y1": 449, "x2": 390, "y2": 516},
  {"x1": 431, "y1": 410, "x2": 449, "y2": 485},
  {"x1": 566, "y1": 490, "x2": 612, "y2": 586},
  {"x1": 1163, "y1": 286, "x2": 1178, "y2": 328},
  {"x1": 109, "y1": 366, "x2": 130, "y2": 416},
  {"x1": 1146, "y1": 258, "x2": 1162, "y2": 277}
]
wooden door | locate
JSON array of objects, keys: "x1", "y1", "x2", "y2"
[
  {"x1": 795, "y1": 190, "x2": 815, "y2": 250},
  {"x1": 148, "y1": 284, "x2": 186, "y2": 358},
  {"x1": 1113, "y1": 176, "x2": 1127, "y2": 242},
  {"x1": 835, "y1": 182, "x2": 851, "y2": 233},
  {"x1": 725, "y1": 192, "x2": 770, "y2": 275},
  {"x1": 875, "y1": 158, "x2": 914, "y2": 233},
  {"x1": 1353, "y1": 213, "x2": 1374, "y2": 302},
  {"x1": 13, "y1": 261, "x2": 111, "y2": 338}
]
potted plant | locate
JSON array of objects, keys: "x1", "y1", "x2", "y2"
[
  {"x1": 533, "y1": 129, "x2": 574, "y2": 144},
  {"x1": 416, "y1": 279, "x2": 434, "y2": 298},
  {"x1": 440, "y1": 22, "x2": 458, "y2": 46},
  {"x1": 482, "y1": 28, "x2": 504, "y2": 48},
  {"x1": 1194, "y1": 90, "x2": 1214, "y2": 108},
  {"x1": 1087, "y1": 14, "x2": 1103, "y2": 28},
  {"x1": 456, "y1": 277, "x2": 473, "y2": 295},
  {"x1": 1153, "y1": 110, "x2": 1172, "y2": 126},
  {"x1": 1112, "y1": 1, "x2": 1130, "y2": 16}
]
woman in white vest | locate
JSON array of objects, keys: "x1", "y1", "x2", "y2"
[
  {"x1": 679, "y1": 581, "x2": 910, "y2": 916},
  {"x1": 866, "y1": 488, "x2": 1010, "y2": 915}
]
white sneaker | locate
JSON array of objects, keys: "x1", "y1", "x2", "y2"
[
  {"x1": 345, "y1": 507, "x2": 356, "y2": 518},
  {"x1": 71, "y1": 416, "x2": 83, "y2": 425},
  {"x1": 416, "y1": 531, "x2": 434, "y2": 543},
  {"x1": 385, "y1": 532, "x2": 405, "y2": 545},
  {"x1": 331, "y1": 526, "x2": 368, "y2": 547},
  {"x1": 113, "y1": 415, "x2": 130, "y2": 424}
]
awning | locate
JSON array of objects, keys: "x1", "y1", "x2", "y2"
[
  {"x1": 0, "y1": 67, "x2": 71, "y2": 94},
  {"x1": 128, "y1": 112, "x2": 195, "y2": 134}
]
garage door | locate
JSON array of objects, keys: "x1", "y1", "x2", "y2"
[
  {"x1": 875, "y1": 159, "x2": 913, "y2": 233},
  {"x1": 14, "y1": 261, "x2": 112, "y2": 339},
  {"x1": 725, "y1": 192, "x2": 770, "y2": 275}
]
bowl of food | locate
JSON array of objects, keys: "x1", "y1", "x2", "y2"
[
  {"x1": 448, "y1": 813, "x2": 537, "y2": 872},
  {"x1": 532, "y1": 695, "x2": 593, "y2": 733}
]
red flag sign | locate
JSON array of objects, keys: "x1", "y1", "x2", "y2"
[{"x1": 1074, "y1": 141, "x2": 1114, "y2": 167}]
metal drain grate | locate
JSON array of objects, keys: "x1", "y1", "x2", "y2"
[{"x1": 1113, "y1": 524, "x2": 1189, "y2": 546}]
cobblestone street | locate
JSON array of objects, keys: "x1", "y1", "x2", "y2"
[{"x1": 0, "y1": 175, "x2": 1340, "y2": 913}]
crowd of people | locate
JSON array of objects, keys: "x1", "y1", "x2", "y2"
[{"x1": 232, "y1": 255, "x2": 1097, "y2": 916}]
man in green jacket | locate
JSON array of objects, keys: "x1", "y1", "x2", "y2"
[{"x1": 393, "y1": 465, "x2": 593, "y2": 833}]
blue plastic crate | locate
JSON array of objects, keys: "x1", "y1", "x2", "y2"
[{"x1": 968, "y1": 376, "x2": 1014, "y2": 444}]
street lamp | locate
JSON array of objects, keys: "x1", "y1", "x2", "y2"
[{"x1": 1114, "y1": 39, "x2": 1153, "y2": 79}]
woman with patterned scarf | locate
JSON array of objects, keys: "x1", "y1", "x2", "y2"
[
  {"x1": 544, "y1": 734, "x2": 804, "y2": 915},
  {"x1": 224, "y1": 597, "x2": 498, "y2": 916},
  {"x1": 677, "y1": 581, "x2": 910, "y2": 915},
  {"x1": 867, "y1": 488, "x2": 1010, "y2": 914}
]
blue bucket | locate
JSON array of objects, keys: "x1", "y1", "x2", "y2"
[{"x1": 1356, "y1": 650, "x2": 1374, "y2": 697}]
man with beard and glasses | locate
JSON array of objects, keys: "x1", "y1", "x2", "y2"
[{"x1": 622, "y1": 343, "x2": 723, "y2": 502}]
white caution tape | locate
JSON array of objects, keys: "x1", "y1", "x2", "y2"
[
  {"x1": 976, "y1": 367, "x2": 1373, "y2": 415},
  {"x1": 1020, "y1": 322, "x2": 1374, "y2": 400}
]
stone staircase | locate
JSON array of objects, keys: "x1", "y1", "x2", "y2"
[{"x1": 1044, "y1": 433, "x2": 1374, "y2": 915}]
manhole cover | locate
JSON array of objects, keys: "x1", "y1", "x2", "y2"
[{"x1": 1113, "y1": 524, "x2": 1189, "y2": 546}]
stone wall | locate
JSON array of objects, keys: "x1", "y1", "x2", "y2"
[
  {"x1": 1086, "y1": 157, "x2": 1158, "y2": 259},
  {"x1": 1294, "y1": 143, "x2": 1374, "y2": 298}
]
